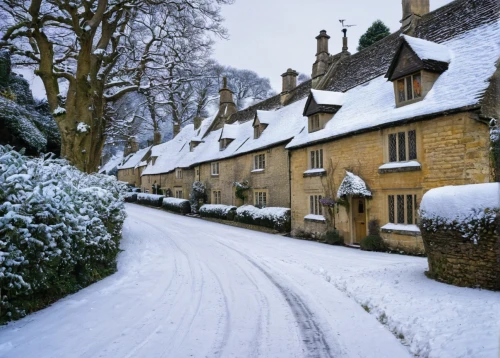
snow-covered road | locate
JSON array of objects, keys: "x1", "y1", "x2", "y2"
[{"x1": 0, "y1": 204, "x2": 498, "y2": 358}]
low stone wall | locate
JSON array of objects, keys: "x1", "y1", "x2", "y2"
[
  {"x1": 381, "y1": 231, "x2": 425, "y2": 255},
  {"x1": 421, "y1": 216, "x2": 500, "y2": 291}
]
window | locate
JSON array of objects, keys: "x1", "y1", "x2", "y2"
[
  {"x1": 388, "y1": 194, "x2": 417, "y2": 224},
  {"x1": 254, "y1": 191, "x2": 267, "y2": 207},
  {"x1": 310, "y1": 149, "x2": 323, "y2": 169},
  {"x1": 175, "y1": 168, "x2": 183, "y2": 179},
  {"x1": 309, "y1": 195, "x2": 323, "y2": 215},
  {"x1": 219, "y1": 138, "x2": 232, "y2": 151},
  {"x1": 211, "y1": 162, "x2": 220, "y2": 176},
  {"x1": 254, "y1": 154, "x2": 266, "y2": 170},
  {"x1": 388, "y1": 130, "x2": 417, "y2": 162},
  {"x1": 175, "y1": 189, "x2": 183, "y2": 199},
  {"x1": 212, "y1": 190, "x2": 221, "y2": 204},
  {"x1": 254, "y1": 126, "x2": 260, "y2": 139},
  {"x1": 310, "y1": 114, "x2": 321, "y2": 132},
  {"x1": 396, "y1": 73, "x2": 422, "y2": 104}
]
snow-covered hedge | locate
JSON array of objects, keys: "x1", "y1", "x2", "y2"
[
  {"x1": 162, "y1": 197, "x2": 191, "y2": 214},
  {"x1": 420, "y1": 183, "x2": 500, "y2": 244},
  {"x1": 124, "y1": 192, "x2": 137, "y2": 202},
  {"x1": 199, "y1": 204, "x2": 236, "y2": 220},
  {"x1": 235, "y1": 205, "x2": 291, "y2": 232},
  {"x1": 136, "y1": 193, "x2": 164, "y2": 207},
  {"x1": 0, "y1": 145, "x2": 127, "y2": 322}
]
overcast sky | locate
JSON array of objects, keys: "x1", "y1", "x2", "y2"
[
  {"x1": 213, "y1": 0, "x2": 454, "y2": 92},
  {"x1": 22, "y1": 0, "x2": 454, "y2": 99}
]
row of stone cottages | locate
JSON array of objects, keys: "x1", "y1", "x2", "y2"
[{"x1": 117, "y1": 0, "x2": 499, "y2": 254}]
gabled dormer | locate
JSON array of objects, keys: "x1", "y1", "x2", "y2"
[
  {"x1": 386, "y1": 35, "x2": 451, "y2": 107},
  {"x1": 219, "y1": 124, "x2": 237, "y2": 151},
  {"x1": 190, "y1": 140, "x2": 202, "y2": 152},
  {"x1": 303, "y1": 89, "x2": 344, "y2": 133},
  {"x1": 252, "y1": 110, "x2": 271, "y2": 139}
]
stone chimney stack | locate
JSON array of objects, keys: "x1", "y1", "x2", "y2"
[
  {"x1": 312, "y1": 30, "x2": 330, "y2": 85},
  {"x1": 193, "y1": 116, "x2": 202, "y2": 130},
  {"x1": 217, "y1": 76, "x2": 237, "y2": 123},
  {"x1": 401, "y1": 0, "x2": 430, "y2": 28},
  {"x1": 124, "y1": 136, "x2": 139, "y2": 156},
  {"x1": 153, "y1": 131, "x2": 161, "y2": 145},
  {"x1": 281, "y1": 68, "x2": 298, "y2": 94},
  {"x1": 173, "y1": 122, "x2": 180, "y2": 138}
]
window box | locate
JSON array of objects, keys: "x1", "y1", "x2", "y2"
[
  {"x1": 303, "y1": 168, "x2": 326, "y2": 177},
  {"x1": 381, "y1": 223, "x2": 421, "y2": 236},
  {"x1": 378, "y1": 160, "x2": 421, "y2": 174}
]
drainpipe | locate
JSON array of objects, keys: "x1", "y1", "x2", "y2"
[{"x1": 288, "y1": 150, "x2": 293, "y2": 225}]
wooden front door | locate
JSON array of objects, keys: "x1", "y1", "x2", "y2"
[{"x1": 353, "y1": 198, "x2": 366, "y2": 244}]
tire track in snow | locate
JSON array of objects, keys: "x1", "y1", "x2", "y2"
[{"x1": 217, "y1": 242, "x2": 334, "y2": 358}]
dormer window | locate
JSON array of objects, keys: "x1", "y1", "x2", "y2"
[
  {"x1": 190, "y1": 140, "x2": 201, "y2": 152},
  {"x1": 253, "y1": 111, "x2": 271, "y2": 139},
  {"x1": 303, "y1": 89, "x2": 344, "y2": 134},
  {"x1": 386, "y1": 35, "x2": 450, "y2": 108},
  {"x1": 219, "y1": 138, "x2": 233, "y2": 151}
]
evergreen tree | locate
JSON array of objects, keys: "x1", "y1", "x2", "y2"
[{"x1": 357, "y1": 20, "x2": 391, "y2": 52}]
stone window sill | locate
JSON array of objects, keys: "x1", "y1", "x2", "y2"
[
  {"x1": 381, "y1": 223, "x2": 421, "y2": 236},
  {"x1": 303, "y1": 168, "x2": 326, "y2": 178},
  {"x1": 304, "y1": 214, "x2": 326, "y2": 223},
  {"x1": 378, "y1": 160, "x2": 421, "y2": 174},
  {"x1": 251, "y1": 169, "x2": 265, "y2": 174}
]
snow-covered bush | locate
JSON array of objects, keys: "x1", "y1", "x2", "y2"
[
  {"x1": 124, "y1": 192, "x2": 137, "y2": 202},
  {"x1": 136, "y1": 193, "x2": 164, "y2": 207},
  {"x1": 0, "y1": 145, "x2": 127, "y2": 322},
  {"x1": 162, "y1": 197, "x2": 191, "y2": 214},
  {"x1": 199, "y1": 204, "x2": 236, "y2": 220},
  {"x1": 189, "y1": 181, "x2": 206, "y2": 213},
  {"x1": 235, "y1": 205, "x2": 291, "y2": 232}
]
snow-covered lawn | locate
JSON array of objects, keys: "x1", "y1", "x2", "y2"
[{"x1": 0, "y1": 204, "x2": 498, "y2": 358}]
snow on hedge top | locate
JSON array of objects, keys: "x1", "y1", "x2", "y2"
[
  {"x1": 236, "y1": 205, "x2": 290, "y2": 221},
  {"x1": 200, "y1": 204, "x2": 236, "y2": 214},
  {"x1": 337, "y1": 171, "x2": 372, "y2": 198},
  {"x1": 163, "y1": 197, "x2": 189, "y2": 205},
  {"x1": 420, "y1": 183, "x2": 500, "y2": 222},
  {"x1": 311, "y1": 89, "x2": 345, "y2": 106},
  {"x1": 118, "y1": 146, "x2": 151, "y2": 170},
  {"x1": 402, "y1": 35, "x2": 451, "y2": 63},
  {"x1": 138, "y1": 193, "x2": 164, "y2": 200},
  {"x1": 288, "y1": 22, "x2": 499, "y2": 149}
]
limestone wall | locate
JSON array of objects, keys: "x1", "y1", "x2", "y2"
[{"x1": 117, "y1": 167, "x2": 141, "y2": 187}]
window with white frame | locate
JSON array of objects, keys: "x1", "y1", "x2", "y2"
[
  {"x1": 388, "y1": 194, "x2": 417, "y2": 225},
  {"x1": 212, "y1": 190, "x2": 221, "y2": 204},
  {"x1": 388, "y1": 130, "x2": 417, "y2": 162},
  {"x1": 211, "y1": 162, "x2": 220, "y2": 176},
  {"x1": 254, "y1": 154, "x2": 266, "y2": 170},
  {"x1": 309, "y1": 195, "x2": 323, "y2": 215},
  {"x1": 175, "y1": 168, "x2": 183, "y2": 179},
  {"x1": 254, "y1": 191, "x2": 267, "y2": 207},
  {"x1": 175, "y1": 189, "x2": 183, "y2": 199},
  {"x1": 310, "y1": 149, "x2": 323, "y2": 169}
]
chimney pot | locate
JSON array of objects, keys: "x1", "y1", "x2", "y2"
[
  {"x1": 194, "y1": 116, "x2": 202, "y2": 130},
  {"x1": 312, "y1": 30, "x2": 331, "y2": 79}
]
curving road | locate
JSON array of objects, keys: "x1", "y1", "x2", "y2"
[{"x1": 0, "y1": 204, "x2": 410, "y2": 358}]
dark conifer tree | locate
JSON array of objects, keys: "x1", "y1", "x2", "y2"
[{"x1": 357, "y1": 20, "x2": 391, "y2": 52}]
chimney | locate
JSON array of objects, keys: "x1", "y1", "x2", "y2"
[
  {"x1": 193, "y1": 116, "x2": 202, "y2": 130},
  {"x1": 153, "y1": 130, "x2": 161, "y2": 145},
  {"x1": 124, "y1": 136, "x2": 139, "y2": 156},
  {"x1": 218, "y1": 76, "x2": 237, "y2": 123},
  {"x1": 312, "y1": 30, "x2": 330, "y2": 84},
  {"x1": 281, "y1": 68, "x2": 298, "y2": 93},
  {"x1": 173, "y1": 122, "x2": 180, "y2": 138},
  {"x1": 401, "y1": 0, "x2": 429, "y2": 29}
]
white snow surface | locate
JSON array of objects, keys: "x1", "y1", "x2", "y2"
[
  {"x1": 420, "y1": 182, "x2": 500, "y2": 222},
  {"x1": 118, "y1": 146, "x2": 151, "y2": 170},
  {"x1": 337, "y1": 171, "x2": 372, "y2": 198},
  {"x1": 378, "y1": 160, "x2": 421, "y2": 170},
  {"x1": 200, "y1": 204, "x2": 236, "y2": 214},
  {"x1": 0, "y1": 205, "x2": 497, "y2": 358},
  {"x1": 304, "y1": 214, "x2": 326, "y2": 221},
  {"x1": 402, "y1": 35, "x2": 452, "y2": 63},
  {"x1": 311, "y1": 89, "x2": 345, "y2": 106},
  {"x1": 287, "y1": 22, "x2": 500, "y2": 149},
  {"x1": 76, "y1": 122, "x2": 89, "y2": 133},
  {"x1": 303, "y1": 168, "x2": 327, "y2": 174},
  {"x1": 98, "y1": 152, "x2": 124, "y2": 174},
  {"x1": 381, "y1": 223, "x2": 421, "y2": 233},
  {"x1": 162, "y1": 197, "x2": 189, "y2": 205}
]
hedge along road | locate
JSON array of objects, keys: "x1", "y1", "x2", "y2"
[{"x1": 0, "y1": 204, "x2": 410, "y2": 358}]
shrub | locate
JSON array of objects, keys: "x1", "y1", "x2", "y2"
[
  {"x1": 124, "y1": 193, "x2": 137, "y2": 202},
  {"x1": 136, "y1": 193, "x2": 164, "y2": 207},
  {"x1": 360, "y1": 235, "x2": 387, "y2": 252},
  {"x1": 162, "y1": 197, "x2": 191, "y2": 214},
  {"x1": 199, "y1": 204, "x2": 236, "y2": 220},
  {"x1": 235, "y1": 205, "x2": 291, "y2": 232},
  {"x1": 368, "y1": 219, "x2": 380, "y2": 236},
  {"x1": 0, "y1": 145, "x2": 127, "y2": 322},
  {"x1": 189, "y1": 181, "x2": 206, "y2": 213},
  {"x1": 324, "y1": 230, "x2": 344, "y2": 245}
]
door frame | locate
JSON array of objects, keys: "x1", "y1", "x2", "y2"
[{"x1": 350, "y1": 196, "x2": 367, "y2": 245}]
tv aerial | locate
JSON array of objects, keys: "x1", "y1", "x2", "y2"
[{"x1": 339, "y1": 19, "x2": 356, "y2": 28}]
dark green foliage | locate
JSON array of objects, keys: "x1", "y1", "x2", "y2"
[
  {"x1": 162, "y1": 199, "x2": 191, "y2": 214},
  {"x1": 0, "y1": 50, "x2": 11, "y2": 89},
  {"x1": 368, "y1": 219, "x2": 380, "y2": 236},
  {"x1": 357, "y1": 20, "x2": 391, "y2": 52},
  {"x1": 360, "y1": 235, "x2": 387, "y2": 252},
  {"x1": 234, "y1": 206, "x2": 291, "y2": 232},
  {"x1": 324, "y1": 230, "x2": 344, "y2": 245},
  {"x1": 199, "y1": 205, "x2": 236, "y2": 220},
  {"x1": 124, "y1": 193, "x2": 138, "y2": 202},
  {"x1": 137, "y1": 194, "x2": 164, "y2": 207},
  {"x1": 9, "y1": 73, "x2": 34, "y2": 106}
]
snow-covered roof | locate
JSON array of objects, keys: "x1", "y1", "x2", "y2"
[
  {"x1": 288, "y1": 22, "x2": 499, "y2": 149},
  {"x1": 402, "y1": 35, "x2": 451, "y2": 63},
  {"x1": 220, "y1": 123, "x2": 240, "y2": 140},
  {"x1": 337, "y1": 171, "x2": 372, "y2": 198},
  {"x1": 420, "y1": 183, "x2": 500, "y2": 222},
  {"x1": 310, "y1": 89, "x2": 345, "y2": 106},
  {"x1": 98, "y1": 152, "x2": 123, "y2": 174},
  {"x1": 255, "y1": 110, "x2": 275, "y2": 125},
  {"x1": 118, "y1": 146, "x2": 151, "y2": 170}
]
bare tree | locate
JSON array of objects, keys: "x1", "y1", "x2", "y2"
[{"x1": 0, "y1": 0, "x2": 231, "y2": 172}]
